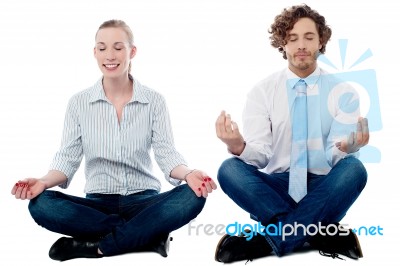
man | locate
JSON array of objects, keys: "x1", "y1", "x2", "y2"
[{"x1": 214, "y1": 4, "x2": 369, "y2": 263}]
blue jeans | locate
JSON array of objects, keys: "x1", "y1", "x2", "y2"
[
  {"x1": 217, "y1": 157, "x2": 367, "y2": 256},
  {"x1": 28, "y1": 184, "x2": 206, "y2": 256}
]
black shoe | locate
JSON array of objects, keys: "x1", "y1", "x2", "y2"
[
  {"x1": 137, "y1": 233, "x2": 173, "y2": 257},
  {"x1": 308, "y1": 224, "x2": 363, "y2": 260},
  {"x1": 151, "y1": 233, "x2": 173, "y2": 257},
  {"x1": 215, "y1": 230, "x2": 272, "y2": 263},
  {"x1": 49, "y1": 237, "x2": 103, "y2": 261}
]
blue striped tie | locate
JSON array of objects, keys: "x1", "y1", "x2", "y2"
[{"x1": 289, "y1": 79, "x2": 308, "y2": 203}]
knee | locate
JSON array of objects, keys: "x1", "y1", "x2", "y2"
[
  {"x1": 28, "y1": 191, "x2": 54, "y2": 223},
  {"x1": 346, "y1": 157, "x2": 367, "y2": 186},
  {"x1": 217, "y1": 157, "x2": 245, "y2": 189},
  {"x1": 337, "y1": 157, "x2": 368, "y2": 191},
  {"x1": 28, "y1": 192, "x2": 43, "y2": 217},
  {"x1": 173, "y1": 185, "x2": 206, "y2": 224},
  {"x1": 179, "y1": 184, "x2": 206, "y2": 213}
]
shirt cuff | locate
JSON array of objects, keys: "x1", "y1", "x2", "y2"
[
  {"x1": 48, "y1": 163, "x2": 74, "y2": 189},
  {"x1": 331, "y1": 146, "x2": 358, "y2": 166}
]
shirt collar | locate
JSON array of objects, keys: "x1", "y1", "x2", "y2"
[
  {"x1": 89, "y1": 74, "x2": 150, "y2": 104},
  {"x1": 286, "y1": 66, "x2": 321, "y2": 89}
]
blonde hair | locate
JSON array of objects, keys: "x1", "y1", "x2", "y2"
[{"x1": 96, "y1": 19, "x2": 135, "y2": 72}]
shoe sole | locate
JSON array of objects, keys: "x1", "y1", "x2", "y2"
[
  {"x1": 352, "y1": 232, "x2": 363, "y2": 258},
  {"x1": 214, "y1": 234, "x2": 231, "y2": 262},
  {"x1": 158, "y1": 234, "x2": 172, "y2": 257},
  {"x1": 164, "y1": 235, "x2": 173, "y2": 256}
]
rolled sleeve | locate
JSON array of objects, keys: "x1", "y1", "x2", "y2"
[
  {"x1": 236, "y1": 84, "x2": 273, "y2": 169},
  {"x1": 325, "y1": 82, "x2": 360, "y2": 167},
  {"x1": 49, "y1": 97, "x2": 83, "y2": 188},
  {"x1": 151, "y1": 95, "x2": 187, "y2": 186}
]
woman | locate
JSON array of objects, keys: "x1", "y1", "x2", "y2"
[{"x1": 11, "y1": 19, "x2": 217, "y2": 261}]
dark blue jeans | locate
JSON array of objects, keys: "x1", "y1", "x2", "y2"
[
  {"x1": 217, "y1": 157, "x2": 367, "y2": 256},
  {"x1": 28, "y1": 184, "x2": 206, "y2": 256}
]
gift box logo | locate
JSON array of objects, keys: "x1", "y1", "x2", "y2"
[{"x1": 318, "y1": 39, "x2": 382, "y2": 163}]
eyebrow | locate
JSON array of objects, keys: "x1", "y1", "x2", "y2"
[
  {"x1": 288, "y1": 32, "x2": 317, "y2": 37},
  {"x1": 96, "y1": 42, "x2": 126, "y2": 46}
]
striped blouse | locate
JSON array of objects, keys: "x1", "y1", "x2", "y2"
[{"x1": 50, "y1": 76, "x2": 187, "y2": 195}]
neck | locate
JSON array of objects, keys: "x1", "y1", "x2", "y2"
[{"x1": 102, "y1": 75, "x2": 133, "y2": 100}]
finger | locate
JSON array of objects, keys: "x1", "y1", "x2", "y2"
[
  {"x1": 193, "y1": 186, "x2": 202, "y2": 197},
  {"x1": 202, "y1": 180, "x2": 213, "y2": 193},
  {"x1": 347, "y1": 132, "x2": 355, "y2": 146},
  {"x1": 205, "y1": 176, "x2": 218, "y2": 190},
  {"x1": 11, "y1": 183, "x2": 19, "y2": 195},
  {"x1": 361, "y1": 118, "x2": 370, "y2": 145},
  {"x1": 186, "y1": 173, "x2": 202, "y2": 197},
  {"x1": 27, "y1": 191, "x2": 34, "y2": 200},
  {"x1": 361, "y1": 118, "x2": 369, "y2": 133},
  {"x1": 216, "y1": 111, "x2": 227, "y2": 137},
  {"x1": 21, "y1": 183, "x2": 30, "y2": 200},
  {"x1": 210, "y1": 179, "x2": 218, "y2": 190},
  {"x1": 200, "y1": 186, "x2": 209, "y2": 198},
  {"x1": 195, "y1": 173, "x2": 213, "y2": 193},
  {"x1": 20, "y1": 186, "x2": 28, "y2": 200},
  {"x1": 217, "y1": 111, "x2": 227, "y2": 138},
  {"x1": 14, "y1": 184, "x2": 25, "y2": 199},
  {"x1": 225, "y1": 114, "x2": 233, "y2": 133},
  {"x1": 231, "y1": 121, "x2": 240, "y2": 136},
  {"x1": 336, "y1": 140, "x2": 347, "y2": 153},
  {"x1": 356, "y1": 121, "x2": 363, "y2": 145}
]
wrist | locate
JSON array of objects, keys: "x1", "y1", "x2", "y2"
[
  {"x1": 228, "y1": 141, "x2": 246, "y2": 156},
  {"x1": 183, "y1": 169, "x2": 196, "y2": 182}
]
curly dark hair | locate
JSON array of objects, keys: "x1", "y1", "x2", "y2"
[{"x1": 268, "y1": 4, "x2": 332, "y2": 59}]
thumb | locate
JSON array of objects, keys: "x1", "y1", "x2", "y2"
[
  {"x1": 336, "y1": 139, "x2": 348, "y2": 153},
  {"x1": 231, "y1": 121, "x2": 240, "y2": 134}
]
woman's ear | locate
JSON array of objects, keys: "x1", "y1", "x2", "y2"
[{"x1": 130, "y1": 46, "x2": 137, "y2": 59}]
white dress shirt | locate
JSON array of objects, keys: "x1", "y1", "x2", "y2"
[{"x1": 238, "y1": 67, "x2": 359, "y2": 175}]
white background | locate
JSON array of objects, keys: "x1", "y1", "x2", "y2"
[{"x1": 1, "y1": 0, "x2": 398, "y2": 265}]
